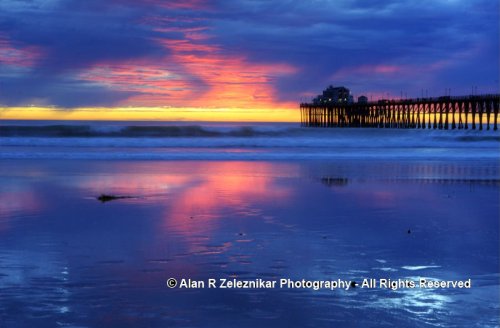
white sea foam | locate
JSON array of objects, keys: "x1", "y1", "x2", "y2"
[{"x1": 401, "y1": 265, "x2": 441, "y2": 271}]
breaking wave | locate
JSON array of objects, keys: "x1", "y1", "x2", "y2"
[
  {"x1": 0, "y1": 124, "x2": 305, "y2": 138},
  {"x1": 1, "y1": 121, "x2": 499, "y2": 160}
]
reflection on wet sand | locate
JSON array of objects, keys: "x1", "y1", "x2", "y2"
[
  {"x1": 0, "y1": 160, "x2": 498, "y2": 327},
  {"x1": 164, "y1": 162, "x2": 292, "y2": 237},
  {"x1": 0, "y1": 184, "x2": 42, "y2": 232},
  {"x1": 320, "y1": 177, "x2": 348, "y2": 187}
]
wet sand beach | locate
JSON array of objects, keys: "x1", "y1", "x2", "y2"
[{"x1": 0, "y1": 158, "x2": 498, "y2": 327}]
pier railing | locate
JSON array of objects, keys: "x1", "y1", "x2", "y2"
[{"x1": 300, "y1": 94, "x2": 500, "y2": 130}]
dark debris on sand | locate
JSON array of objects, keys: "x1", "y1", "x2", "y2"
[{"x1": 97, "y1": 194, "x2": 133, "y2": 203}]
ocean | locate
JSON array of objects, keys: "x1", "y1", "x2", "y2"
[
  {"x1": 1, "y1": 120, "x2": 499, "y2": 160},
  {"x1": 0, "y1": 120, "x2": 499, "y2": 327}
]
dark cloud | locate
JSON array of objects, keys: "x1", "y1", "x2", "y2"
[
  {"x1": 0, "y1": 75, "x2": 137, "y2": 107},
  {"x1": 209, "y1": 0, "x2": 499, "y2": 97},
  {"x1": 1, "y1": 2, "x2": 168, "y2": 72}
]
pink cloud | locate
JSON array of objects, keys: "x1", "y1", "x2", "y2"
[
  {"x1": 141, "y1": 0, "x2": 211, "y2": 10},
  {"x1": 332, "y1": 54, "x2": 472, "y2": 83},
  {"x1": 112, "y1": 0, "x2": 210, "y2": 10},
  {"x1": 332, "y1": 64, "x2": 406, "y2": 80},
  {"x1": 78, "y1": 61, "x2": 195, "y2": 106},
  {"x1": 0, "y1": 33, "x2": 43, "y2": 68}
]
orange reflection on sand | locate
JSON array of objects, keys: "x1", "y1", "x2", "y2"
[
  {"x1": 67, "y1": 161, "x2": 295, "y2": 254},
  {"x1": 164, "y1": 162, "x2": 291, "y2": 237}
]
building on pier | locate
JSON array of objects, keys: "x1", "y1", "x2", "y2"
[
  {"x1": 313, "y1": 86, "x2": 353, "y2": 105},
  {"x1": 358, "y1": 95, "x2": 368, "y2": 104}
]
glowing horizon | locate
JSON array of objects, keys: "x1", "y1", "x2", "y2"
[{"x1": 0, "y1": 106, "x2": 299, "y2": 122}]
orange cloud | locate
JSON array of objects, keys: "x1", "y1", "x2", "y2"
[{"x1": 77, "y1": 22, "x2": 297, "y2": 110}]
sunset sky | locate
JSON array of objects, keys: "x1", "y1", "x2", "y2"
[{"x1": 0, "y1": 0, "x2": 498, "y2": 121}]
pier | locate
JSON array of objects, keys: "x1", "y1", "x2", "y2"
[{"x1": 300, "y1": 94, "x2": 500, "y2": 130}]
